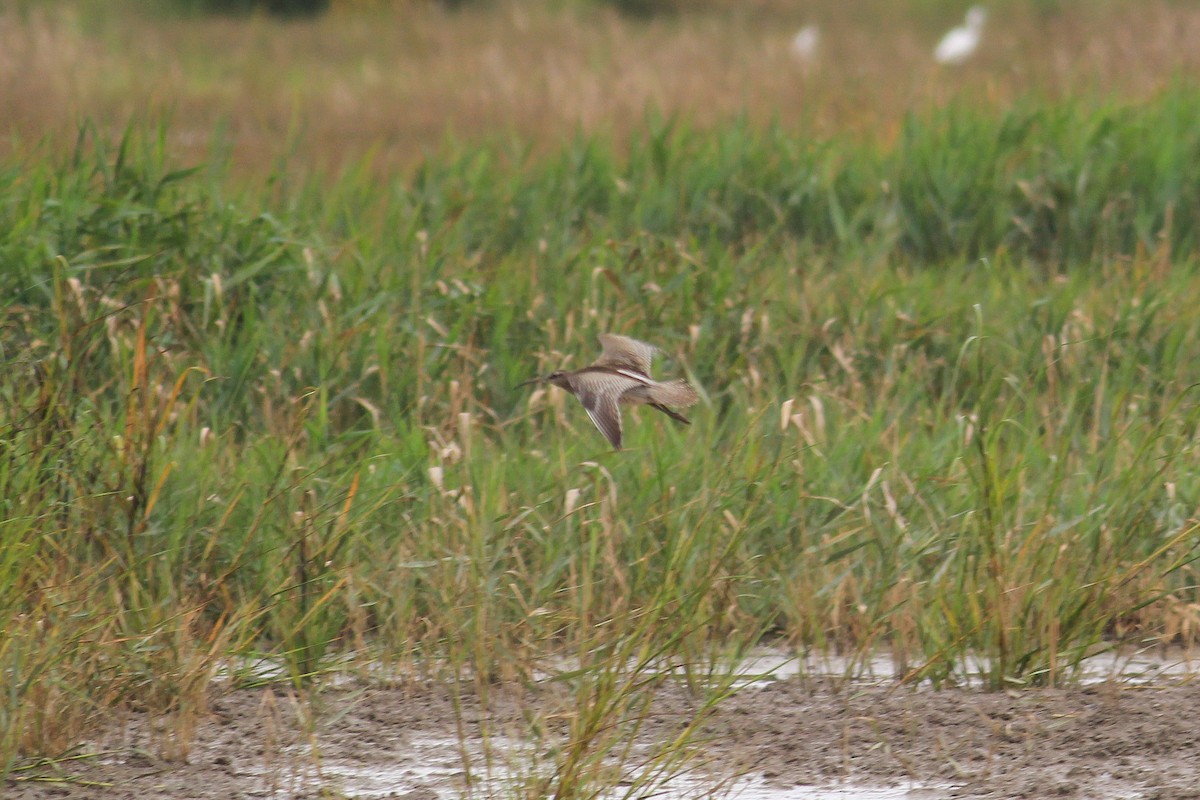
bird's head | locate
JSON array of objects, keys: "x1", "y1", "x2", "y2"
[{"x1": 519, "y1": 370, "x2": 569, "y2": 389}]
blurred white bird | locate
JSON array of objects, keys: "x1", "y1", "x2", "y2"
[
  {"x1": 790, "y1": 24, "x2": 820, "y2": 64},
  {"x1": 934, "y1": 6, "x2": 987, "y2": 65}
]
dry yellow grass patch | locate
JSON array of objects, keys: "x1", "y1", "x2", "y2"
[{"x1": 2, "y1": 1, "x2": 1199, "y2": 175}]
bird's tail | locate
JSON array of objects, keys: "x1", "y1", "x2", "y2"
[
  {"x1": 647, "y1": 379, "x2": 699, "y2": 408},
  {"x1": 650, "y1": 403, "x2": 691, "y2": 425}
]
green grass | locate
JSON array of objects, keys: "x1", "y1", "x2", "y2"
[{"x1": 4, "y1": 87, "x2": 1200, "y2": 788}]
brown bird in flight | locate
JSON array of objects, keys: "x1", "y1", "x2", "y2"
[{"x1": 521, "y1": 334, "x2": 699, "y2": 450}]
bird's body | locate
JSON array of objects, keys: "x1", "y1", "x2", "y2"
[
  {"x1": 934, "y1": 6, "x2": 986, "y2": 65},
  {"x1": 524, "y1": 334, "x2": 699, "y2": 450}
]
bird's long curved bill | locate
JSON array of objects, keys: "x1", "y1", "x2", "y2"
[{"x1": 518, "y1": 376, "x2": 544, "y2": 388}]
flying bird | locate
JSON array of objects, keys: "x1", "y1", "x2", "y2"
[
  {"x1": 521, "y1": 334, "x2": 699, "y2": 450},
  {"x1": 935, "y1": 6, "x2": 987, "y2": 65}
]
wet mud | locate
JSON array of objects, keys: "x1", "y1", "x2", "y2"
[{"x1": 7, "y1": 673, "x2": 1200, "y2": 799}]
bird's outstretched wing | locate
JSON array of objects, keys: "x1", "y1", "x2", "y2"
[
  {"x1": 570, "y1": 369, "x2": 642, "y2": 449},
  {"x1": 593, "y1": 334, "x2": 657, "y2": 377}
]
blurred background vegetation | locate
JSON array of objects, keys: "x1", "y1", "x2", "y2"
[{"x1": 5, "y1": 0, "x2": 1199, "y2": 177}]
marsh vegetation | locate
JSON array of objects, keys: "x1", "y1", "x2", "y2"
[{"x1": 3, "y1": 1, "x2": 1200, "y2": 796}]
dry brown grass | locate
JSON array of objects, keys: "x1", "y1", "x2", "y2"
[{"x1": 3, "y1": 1, "x2": 1200, "y2": 176}]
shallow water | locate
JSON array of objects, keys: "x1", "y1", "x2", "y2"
[
  {"x1": 222, "y1": 643, "x2": 1198, "y2": 689},
  {"x1": 669, "y1": 777, "x2": 948, "y2": 800},
  {"x1": 313, "y1": 759, "x2": 950, "y2": 800},
  {"x1": 731, "y1": 644, "x2": 1198, "y2": 688}
]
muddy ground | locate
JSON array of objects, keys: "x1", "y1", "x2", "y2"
[{"x1": 7, "y1": 671, "x2": 1200, "y2": 800}]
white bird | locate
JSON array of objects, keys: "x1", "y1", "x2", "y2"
[
  {"x1": 934, "y1": 6, "x2": 987, "y2": 65},
  {"x1": 789, "y1": 24, "x2": 820, "y2": 64}
]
